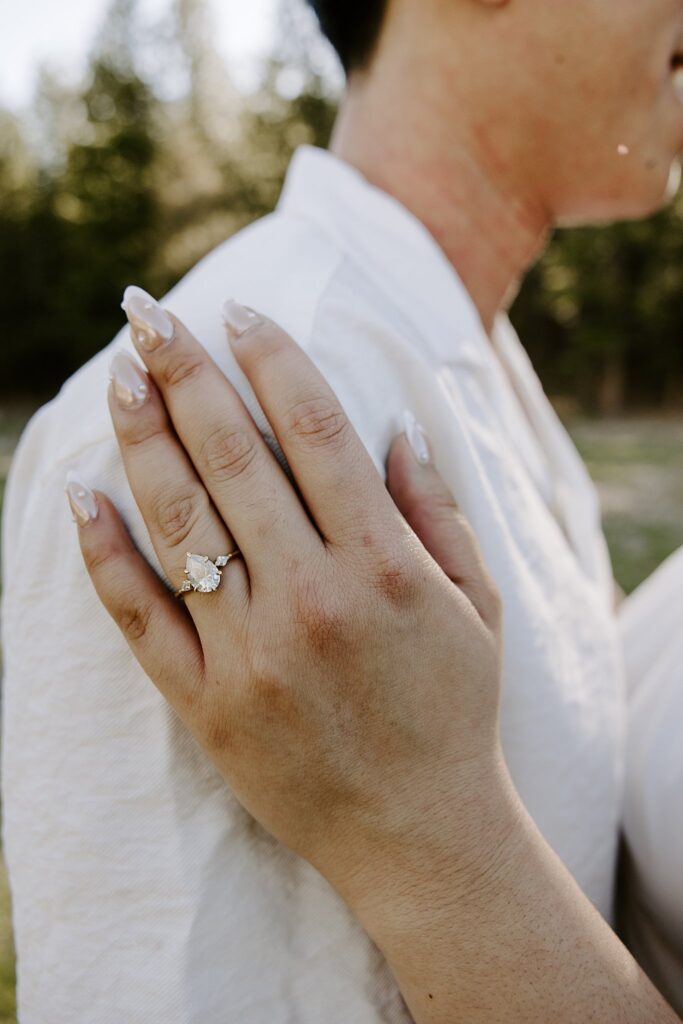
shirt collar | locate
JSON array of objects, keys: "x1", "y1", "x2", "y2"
[{"x1": 277, "y1": 146, "x2": 489, "y2": 369}]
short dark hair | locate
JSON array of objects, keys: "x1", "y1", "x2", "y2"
[{"x1": 307, "y1": 0, "x2": 388, "y2": 73}]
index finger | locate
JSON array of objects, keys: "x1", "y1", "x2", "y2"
[{"x1": 223, "y1": 300, "x2": 394, "y2": 546}]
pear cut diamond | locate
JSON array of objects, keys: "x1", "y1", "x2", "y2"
[{"x1": 185, "y1": 554, "x2": 221, "y2": 593}]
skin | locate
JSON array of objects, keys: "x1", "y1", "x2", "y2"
[
  {"x1": 71, "y1": 305, "x2": 679, "y2": 1022},
  {"x1": 333, "y1": 0, "x2": 683, "y2": 328}
]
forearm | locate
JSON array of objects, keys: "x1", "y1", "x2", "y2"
[{"x1": 333, "y1": 763, "x2": 679, "y2": 1024}]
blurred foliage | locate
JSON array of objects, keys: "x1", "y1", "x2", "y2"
[
  {"x1": 0, "y1": 0, "x2": 336, "y2": 400},
  {"x1": 0, "y1": 0, "x2": 682, "y2": 412},
  {"x1": 513, "y1": 209, "x2": 683, "y2": 414}
]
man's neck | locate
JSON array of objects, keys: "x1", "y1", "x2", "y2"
[{"x1": 330, "y1": 75, "x2": 551, "y2": 334}]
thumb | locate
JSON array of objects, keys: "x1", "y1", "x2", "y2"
[{"x1": 386, "y1": 413, "x2": 502, "y2": 630}]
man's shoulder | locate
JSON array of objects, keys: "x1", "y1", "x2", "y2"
[
  {"x1": 15, "y1": 208, "x2": 418, "y2": 478},
  {"x1": 13, "y1": 212, "x2": 341, "y2": 466}
]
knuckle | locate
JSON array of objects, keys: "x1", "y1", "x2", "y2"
[
  {"x1": 372, "y1": 548, "x2": 419, "y2": 609},
  {"x1": 293, "y1": 575, "x2": 351, "y2": 656},
  {"x1": 116, "y1": 599, "x2": 153, "y2": 642},
  {"x1": 453, "y1": 508, "x2": 476, "y2": 537},
  {"x1": 82, "y1": 538, "x2": 121, "y2": 576},
  {"x1": 486, "y1": 580, "x2": 504, "y2": 627},
  {"x1": 406, "y1": 487, "x2": 459, "y2": 533},
  {"x1": 120, "y1": 421, "x2": 168, "y2": 452},
  {"x1": 251, "y1": 670, "x2": 293, "y2": 718},
  {"x1": 150, "y1": 490, "x2": 205, "y2": 548},
  {"x1": 160, "y1": 352, "x2": 204, "y2": 390},
  {"x1": 241, "y1": 323, "x2": 286, "y2": 368},
  {"x1": 428, "y1": 493, "x2": 462, "y2": 526},
  {"x1": 286, "y1": 396, "x2": 349, "y2": 452},
  {"x1": 199, "y1": 425, "x2": 258, "y2": 484},
  {"x1": 202, "y1": 705, "x2": 235, "y2": 752},
  {"x1": 241, "y1": 644, "x2": 295, "y2": 719}
]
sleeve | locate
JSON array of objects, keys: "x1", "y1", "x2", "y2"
[
  {"x1": 0, "y1": 419, "x2": 308, "y2": 1023},
  {"x1": 619, "y1": 546, "x2": 683, "y2": 698},
  {"x1": 618, "y1": 548, "x2": 683, "y2": 1012}
]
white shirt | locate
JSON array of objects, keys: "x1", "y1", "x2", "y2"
[
  {"x1": 618, "y1": 549, "x2": 683, "y2": 1015},
  {"x1": 1, "y1": 147, "x2": 624, "y2": 1023}
]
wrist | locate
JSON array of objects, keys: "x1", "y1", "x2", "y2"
[{"x1": 319, "y1": 749, "x2": 527, "y2": 946}]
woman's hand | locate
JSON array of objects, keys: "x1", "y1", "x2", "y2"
[
  {"x1": 68, "y1": 289, "x2": 506, "y2": 905},
  {"x1": 67, "y1": 290, "x2": 681, "y2": 1024}
]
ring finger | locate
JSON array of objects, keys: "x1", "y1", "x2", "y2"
[
  {"x1": 108, "y1": 350, "x2": 249, "y2": 626},
  {"x1": 120, "y1": 286, "x2": 318, "y2": 582}
]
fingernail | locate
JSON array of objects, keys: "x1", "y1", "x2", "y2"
[
  {"x1": 222, "y1": 299, "x2": 263, "y2": 340},
  {"x1": 65, "y1": 472, "x2": 99, "y2": 527},
  {"x1": 403, "y1": 410, "x2": 432, "y2": 466},
  {"x1": 121, "y1": 285, "x2": 174, "y2": 351},
  {"x1": 109, "y1": 351, "x2": 150, "y2": 409}
]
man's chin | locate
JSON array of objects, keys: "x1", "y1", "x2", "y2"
[
  {"x1": 614, "y1": 159, "x2": 681, "y2": 220},
  {"x1": 556, "y1": 160, "x2": 682, "y2": 229}
]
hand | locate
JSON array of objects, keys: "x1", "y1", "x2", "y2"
[
  {"x1": 67, "y1": 293, "x2": 680, "y2": 1024},
  {"x1": 69, "y1": 290, "x2": 506, "y2": 907}
]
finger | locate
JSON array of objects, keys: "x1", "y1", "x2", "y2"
[
  {"x1": 66, "y1": 476, "x2": 205, "y2": 714},
  {"x1": 224, "y1": 301, "x2": 394, "y2": 545},
  {"x1": 121, "y1": 287, "x2": 317, "y2": 575},
  {"x1": 108, "y1": 351, "x2": 249, "y2": 621},
  {"x1": 386, "y1": 420, "x2": 502, "y2": 630}
]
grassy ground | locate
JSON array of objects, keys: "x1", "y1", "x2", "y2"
[
  {"x1": 0, "y1": 407, "x2": 34, "y2": 523},
  {"x1": 0, "y1": 857, "x2": 15, "y2": 1024},
  {"x1": 571, "y1": 416, "x2": 683, "y2": 594},
  {"x1": 0, "y1": 411, "x2": 680, "y2": 1018}
]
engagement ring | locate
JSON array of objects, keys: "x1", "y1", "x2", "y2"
[{"x1": 175, "y1": 552, "x2": 241, "y2": 598}]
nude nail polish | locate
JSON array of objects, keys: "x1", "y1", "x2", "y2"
[
  {"x1": 109, "y1": 351, "x2": 150, "y2": 409},
  {"x1": 222, "y1": 299, "x2": 263, "y2": 340},
  {"x1": 65, "y1": 472, "x2": 99, "y2": 527},
  {"x1": 403, "y1": 410, "x2": 432, "y2": 466},
  {"x1": 121, "y1": 285, "x2": 174, "y2": 351}
]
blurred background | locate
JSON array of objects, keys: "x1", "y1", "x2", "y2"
[{"x1": 0, "y1": 0, "x2": 682, "y2": 1016}]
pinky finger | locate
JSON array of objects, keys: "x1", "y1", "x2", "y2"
[{"x1": 67, "y1": 475, "x2": 205, "y2": 712}]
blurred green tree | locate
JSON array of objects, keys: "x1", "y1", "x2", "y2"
[
  {"x1": 0, "y1": 0, "x2": 163, "y2": 397},
  {"x1": 512, "y1": 199, "x2": 683, "y2": 414},
  {"x1": 54, "y1": 57, "x2": 163, "y2": 364}
]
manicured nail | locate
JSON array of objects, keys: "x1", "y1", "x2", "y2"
[
  {"x1": 65, "y1": 472, "x2": 99, "y2": 527},
  {"x1": 222, "y1": 299, "x2": 263, "y2": 340},
  {"x1": 403, "y1": 410, "x2": 432, "y2": 466},
  {"x1": 109, "y1": 351, "x2": 150, "y2": 409},
  {"x1": 121, "y1": 285, "x2": 174, "y2": 351}
]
